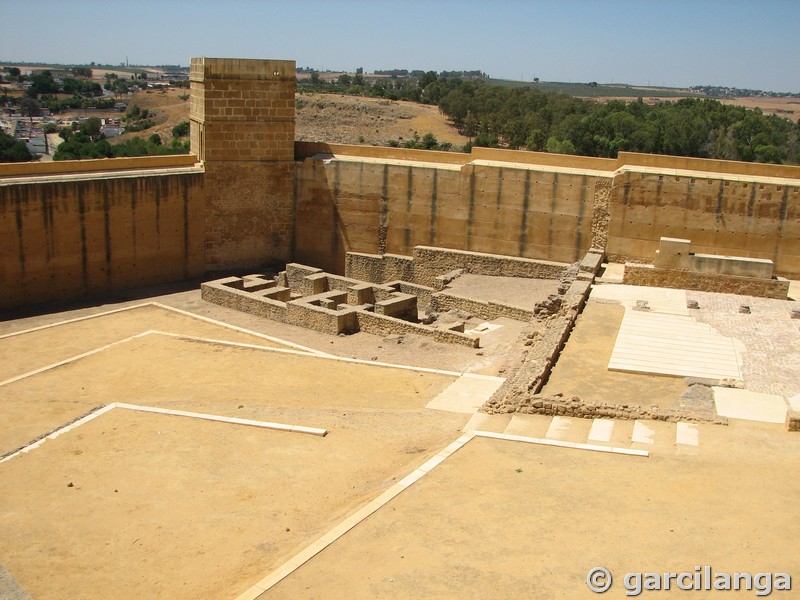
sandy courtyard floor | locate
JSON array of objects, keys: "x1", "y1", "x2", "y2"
[{"x1": 1, "y1": 283, "x2": 799, "y2": 599}]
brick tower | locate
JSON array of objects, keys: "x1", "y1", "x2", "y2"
[{"x1": 189, "y1": 57, "x2": 296, "y2": 270}]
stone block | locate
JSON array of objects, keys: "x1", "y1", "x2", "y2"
[
  {"x1": 787, "y1": 410, "x2": 800, "y2": 432},
  {"x1": 654, "y1": 236, "x2": 692, "y2": 270}
]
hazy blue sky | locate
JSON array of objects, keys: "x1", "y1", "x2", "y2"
[{"x1": 4, "y1": 0, "x2": 799, "y2": 92}]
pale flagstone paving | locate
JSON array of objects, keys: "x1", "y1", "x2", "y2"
[
  {"x1": 608, "y1": 309, "x2": 743, "y2": 379},
  {"x1": 590, "y1": 284, "x2": 744, "y2": 380},
  {"x1": 461, "y1": 413, "x2": 701, "y2": 452},
  {"x1": 424, "y1": 374, "x2": 505, "y2": 413},
  {"x1": 712, "y1": 387, "x2": 788, "y2": 423}
]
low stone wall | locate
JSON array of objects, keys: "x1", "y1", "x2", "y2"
[
  {"x1": 492, "y1": 392, "x2": 727, "y2": 424},
  {"x1": 787, "y1": 411, "x2": 800, "y2": 432},
  {"x1": 356, "y1": 311, "x2": 479, "y2": 348},
  {"x1": 375, "y1": 293, "x2": 417, "y2": 320},
  {"x1": 344, "y1": 252, "x2": 414, "y2": 284},
  {"x1": 386, "y1": 281, "x2": 435, "y2": 310},
  {"x1": 412, "y1": 246, "x2": 567, "y2": 287},
  {"x1": 285, "y1": 263, "x2": 323, "y2": 293},
  {"x1": 483, "y1": 276, "x2": 592, "y2": 413},
  {"x1": 285, "y1": 300, "x2": 358, "y2": 335},
  {"x1": 623, "y1": 264, "x2": 789, "y2": 299},
  {"x1": 430, "y1": 292, "x2": 534, "y2": 322},
  {"x1": 201, "y1": 279, "x2": 287, "y2": 322}
]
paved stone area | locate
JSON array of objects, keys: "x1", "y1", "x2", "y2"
[
  {"x1": 687, "y1": 290, "x2": 800, "y2": 399},
  {"x1": 608, "y1": 310, "x2": 742, "y2": 379}
]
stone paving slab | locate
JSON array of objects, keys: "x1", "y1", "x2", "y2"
[
  {"x1": 425, "y1": 375, "x2": 505, "y2": 414},
  {"x1": 713, "y1": 387, "x2": 787, "y2": 423},
  {"x1": 609, "y1": 310, "x2": 742, "y2": 379}
]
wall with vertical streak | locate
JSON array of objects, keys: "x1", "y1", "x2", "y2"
[
  {"x1": 294, "y1": 144, "x2": 800, "y2": 277},
  {"x1": 293, "y1": 147, "x2": 610, "y2": 270},
  {"x1": 0, "y1": 168, "x2": 204, "y2": 310},
  {"x1": 606, "y1": 167, "x2": 800, "y2": 274}
]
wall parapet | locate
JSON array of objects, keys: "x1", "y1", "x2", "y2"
[
  {"x1": 0, "y1": 155, "x2": 199, "y2": 179},
  {"x1": 616, "y1": 151, "x2": 800, "y2": 181}
]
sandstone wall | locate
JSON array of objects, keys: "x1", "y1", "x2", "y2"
[
  {"x1": 0, "y1": 167, "x2": 204, "y2": 310},
  {"x1": 294, "y1": 145, "x2": 612, "y2": 273},
  {"x1": 622, "y1": 264, "x2": 790, "y2": 299},
  {"x1": 607, "y1": 163, "x2": 800, "y2": 276},
  {"x1": 191, "y1": 57, "x2": 296, "y2": 271}
]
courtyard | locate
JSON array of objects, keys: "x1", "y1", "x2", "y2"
[{"x1": 0, "y1": 273, "x2": 798, "y2": 599}]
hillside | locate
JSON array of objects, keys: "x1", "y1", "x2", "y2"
[
  {"x1": 295, "y1": 92, "x2": 469, "y2": 147},
  {"x1": 102, "y1": 89, "x2": 470, "y2": 149}
]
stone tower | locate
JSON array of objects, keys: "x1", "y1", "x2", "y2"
[{"x1": 189, "y1": 57, "x2": 296, "y2": 270}]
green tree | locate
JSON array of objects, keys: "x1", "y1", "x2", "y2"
[
  {"x1": 80, "y1": 117, "x2": 102, "y2": 141},
  {"x1": 337, "y1": 74, "x2": 352, "y2": 86},
  {"x1": 419, "y1": 71, "x2": 437, "y2": 90},
  {"x1": 7, "y1": 67, "x2": 20, "y2": 77},
  {"x1": 172, "y1": 121, "x2": 190, "y2": 137},
  {"x1": 0, "y1": 131, "x2": 33, "y2": 162},
  {"x1": 71, "y1": 66, "x2": 93, "y2": 78}
]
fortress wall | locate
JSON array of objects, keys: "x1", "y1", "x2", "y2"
[
  {"x1": 191, "y1": 57, "x2": 296, "y2": 271},
  {"x1": 0, "y1": 168, "x2": 205, "y2": 310},
  {"x1": 294, "y1": 147, "x2": 610, "y2": 272},
  {"x1": 607, "y1": 169, "x2": 800, "y2": 275}
]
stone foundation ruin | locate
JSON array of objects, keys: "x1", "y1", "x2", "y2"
[{"x1": 202, "y1": 246, "x2": 587, "y2": 348}]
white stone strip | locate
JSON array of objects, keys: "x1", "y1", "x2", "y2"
[
  {"x1": 234, "y1": 433, "x2": 476, "y2": 600},
  {"x1": 147, "y1": 330, "x2": 501, "y2": 380},
  {"x1": 473, "y1": 430, "x2": 649, "y2": 457},
  {"x1": 0, "y1": 303, "x2": 154, "y2": 340},
  {"x1": 631, "y1": 420, "x2": 656, "y2": 444},
  {"x1": 0, "y1": 404, "x2": 118, "y2": 464},
  {"x1": 150, "y1": 302, "x2": 329, "y2": 356},
  {"x1": 675, "y1": 422, "x2": 700, "y2": 446},
  {"x1": 147, "y1": 331, "x2": 333, "y2": 358},
  {"x1": 114, "y1": 403, "x2": 327, "y2": 437},
  {"x1": 588, "y1": 418, "x2": 615, "y2": 442},
  {"x1": 544, "y1": 415, "x2": 572, "y2": 440},
  {"x1": 0, "y1": 332, "x2": 151, "y2": 388},
  {"x1": 1, "y1": 402, "x2": 328, "y2": 466}
]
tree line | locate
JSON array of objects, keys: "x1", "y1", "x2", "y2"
[
  {"x1": 300, "y1": 70, "x2": 800, "y2": 164},
  {"x1": 435, "y1": 80, "x2": 799, "y2": 163}
]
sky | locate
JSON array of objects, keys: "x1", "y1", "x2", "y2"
[{"x1": 3, "y1": 0, "x2": 799, "y2": 93}]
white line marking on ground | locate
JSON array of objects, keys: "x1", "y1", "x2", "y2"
[
  {"x1": 114, "y1": 403, "x2": 327, "y2": 436},
  {"x1": 233, "y1": 424, "x2": 650, "y2": 600},
  {"x1": 0, "y1": 332, "x2": 151, "y2": 388},
  {"x1": 0, "y1": 403, "x2": 327, "y2": 464},
  {"x1": 0, "y1": 303, "x2": 153, "y2": 340},
  {"x1": 150, "y1": 302, "x2": 329, "y2": 356}
]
